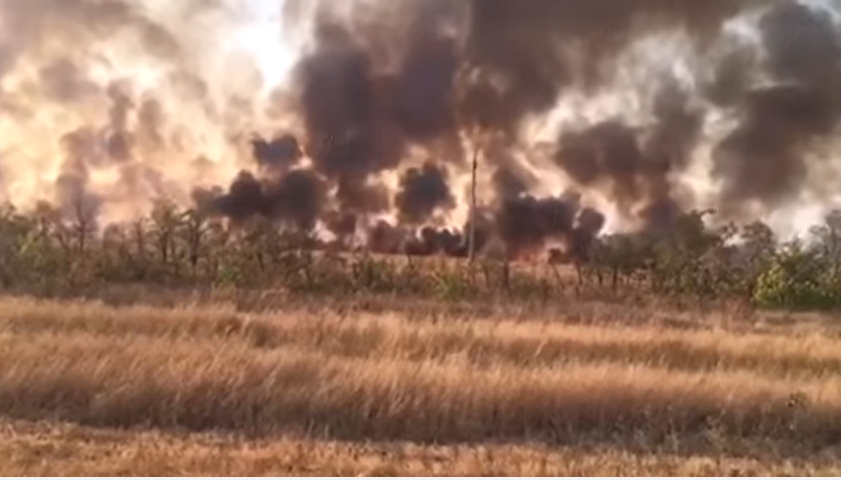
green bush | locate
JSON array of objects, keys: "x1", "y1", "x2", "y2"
[
  {"x1": 432, "y1": 266, "x2": 473, "y2": 301},
  {"x1": 216, "y1": 263, "x2": 244, "y2": 288},
  {"x1": 753, "y1": 242, "x2": 841, "y2": 311}
]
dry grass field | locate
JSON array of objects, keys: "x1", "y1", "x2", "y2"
[{"x1": 1, "y1": 293, "x2": 841, "y2": 475}]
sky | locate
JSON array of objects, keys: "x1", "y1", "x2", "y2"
[{"x1": 232, "y1": 0, "x2": 296, "y2": 90}]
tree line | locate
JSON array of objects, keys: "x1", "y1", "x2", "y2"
[{"x1": 1, "y1": 199, "x2": 841, "y2": 310}]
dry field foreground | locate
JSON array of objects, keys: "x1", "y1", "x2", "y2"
[{"x1": 1, "y1": 296, "x2": 841, "y2": 475}]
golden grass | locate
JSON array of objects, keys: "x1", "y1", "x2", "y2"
[
  {"x1": 2, "y1": 419, "x2": 839, "y2": 476},
  {"x1": 1, "y1": 295, "x2": 840, "y2": 474},
  {"x1": 2, "y1": 296, "x2": 840, "y2": 379}
]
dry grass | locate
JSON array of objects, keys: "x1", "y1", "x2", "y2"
[
  {"x1": 1, "y1": 294, "x2": 840, "y2": 475},
  {"x1": 2, "y1": 419, "x2": 839, "y2": 476},
  {"x1": 3, "y1": 297, "x2": 839, "y2": 378}
]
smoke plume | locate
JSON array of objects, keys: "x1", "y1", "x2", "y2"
[
  {"x1": 396, "y1": 161, "x2": 455, "y2": 224},
  {"x1": 4, "y1": 0, "x2": 841, "y2": 261},
  {"x1": 713, "y1": 3, "x2": 841, "y2": 212}
]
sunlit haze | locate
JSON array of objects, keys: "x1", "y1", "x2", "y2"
[{"x1": 232, "y1": 0, "x2": 296, "y2": 91}]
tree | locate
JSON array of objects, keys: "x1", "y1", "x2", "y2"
[
  {"x1": 739, "y1": 220, "x2": 777, "y2": 296},
  {"x1": 182, "y1": 208, "x2": 210, "y2": 276},
  {"x1": 68, "y1": 195, "x2": 97, "y2": 256},
  {"x1": 150, "y1": 198, "x2": 182, "y2": 269},
  {"x1": 592, "y1": 234, "x2": 650, "y2": 290},
  {"x1": 754, "y1": 240, "x2": 837, "y2": 310},
  {"x1": 810, "y1": 210, "x2": 841, "y2": 280},
  {"x1": 0, "y1": 204, "x2": 33, "y2": 287}
]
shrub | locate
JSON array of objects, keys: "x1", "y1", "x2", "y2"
[{"x1": 753, "y1": 242, "x2": 840, "y2": 311}]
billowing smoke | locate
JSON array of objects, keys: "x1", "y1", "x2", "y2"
[
  {"x1": 458, "y1": 0, "x2": 770, "y2": 133},
  {"x1": 712, "y1": 3, "x2": 841, "y2": 212},
  {"x1": 553, "y1": 80, "x2": 703, "y2": 230},
  {"x1": 396, "y1": 161, "x2": 455, "y2": 224},
  {"x1": 252, "y1": 134, "x2": 302, "y2": 171},
  {"x1": 494, "y1": 192, "x2": 608, "y2": 259},
  {"x1": 556, "y1": 121, "x2": 648, "y2": 204},
  {"x1": 5, "y1": 0, "x2": 841, "y2": 261},
  {"x1": 195, "y1": 167, "x2": 325, "y2": 230}
]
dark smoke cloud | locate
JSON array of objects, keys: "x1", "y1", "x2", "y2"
[
  {"x1": 272, "y1": 0, "x2": 784, "y2": 256},
  {"x1": 706, "y1": 47, "x2": 758, "y2": 107},
  {"x1": 551, "y1": 79, "x2": 702, "y2": 230},
  {"x1": 460, "y1": 0, "x2": 770, "y2": 133},
  {"x1": 555, "y1": 121, "x2": 647, "y2": 204},
  {"x1": 252, "y1": 134, "x2": 302, "y2": 170},
  {"x1": 714, "y1": 87, "x2": 817, "y2": 206},
  {"x1": 646, "y1": 81, "x2": 704, "y2": 174},
  {"x1": 762, "y1": 2, "x2": 840, "y2": 87},
  {"x1": 202, "y1": 0, "x2": 781, "y2": 256},
  {"x1": 641, "y1": 81, "x2": 704, "y2": 226},
  {"x1": 403, "y1": 226, "x2": 465, "y2": 257},
  {"x1": 395, "y1": 161, "x2": 455, "y2": 224},
  {"x1": 486, "y1": 137, "x2": 539, "y2": 201},
  {"x1": 195, "y1": 171, "x2": 262, "y2": 220},
  {"x1": 392, "y1": 15, "x2": 460, "y2": 141},
  {"x1": 295, "y1": 25, "x2": 402, "y2": 180},
  {"x1": 365, "y1": 220, "x2": 468, "y2": 258},
  {"x1": 290, "y1": 3, "x2": 463, "y2": 224},
  {"x1": 637, "y1": 197, "x2": 684, "y2": 234},
  {"x1": 460, "y1": 0, "x2": 570, "y2": 133},
  {"x1": 265, "y1": 169, "x2": 325, "y2": 230},
  {"x1": 336, "y1": 177, "x2": 389, "y2": 213},
  {"x1": 713, "y1": 2, "x2": 841, "y2": 210},
  {"x1": 12, "y1": 0, "x2": 841, "y2": 263},
  {"x1": 197, "y1": 168, "x2": 325, "y2": 230},
  {"x1": 495, "y1": 193, "x2": 579, "y2": 257},
  {"x1": 492, "y1": 164, "x2": 538, "y2": 202}
]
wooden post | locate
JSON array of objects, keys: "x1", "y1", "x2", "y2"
[{"x1": 468, "y1": 143, "x2": 479, "y2": 264}]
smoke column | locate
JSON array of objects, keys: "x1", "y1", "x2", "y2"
[{"x1": 2, "y1": 0, "x2": 841, "y2": 259}]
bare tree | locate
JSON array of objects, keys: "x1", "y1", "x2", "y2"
[
  {"x1": 150, "y1": 199, "x2": 182, "y2": 268},
  {"x1": 468, "y1": 143, "x2": 480, "y2": 264},
  {"x1": 68, "y1": 195, "x2": 97, "y2": 256},
  {"x1": 182, "y1": 208, "x2": 209, "y2": 276}
]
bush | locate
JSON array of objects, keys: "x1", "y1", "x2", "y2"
[
  {"x1": 432, "y1": 266, "x2": 473, "y2": 301},
  {"x1": 753, "y1": 242, "x2": 841, "y2": 311}
]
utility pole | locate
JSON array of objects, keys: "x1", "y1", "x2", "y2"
[{"x1": 468, "y1": 142, "x2": 479, "y2": 264}]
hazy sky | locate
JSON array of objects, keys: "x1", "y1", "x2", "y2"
[{"x1": 233, "y1": 0, "x2": 295, "y2": 89}]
